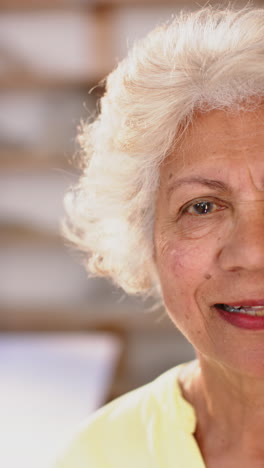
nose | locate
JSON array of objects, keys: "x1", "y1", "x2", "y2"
[{"x1": 218, "y1": 204, "x2": 264, "y2": 272}]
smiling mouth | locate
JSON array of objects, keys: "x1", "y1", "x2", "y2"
[{"x1": 215, "y1": 304, "x2": 264, "y2": 317}]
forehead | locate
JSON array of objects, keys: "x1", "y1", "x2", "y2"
[{"x1": 162, "y1": 107, "x2": 264, "y2": 174}]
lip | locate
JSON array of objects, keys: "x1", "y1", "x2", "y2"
[
  {"x1": 221, "y1": 299, "x2": 264, "y2": 307},
  {"x1": 214, "y1": 305, "x2": 264, "y2": 330}
]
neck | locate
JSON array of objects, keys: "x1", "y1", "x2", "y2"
[{"x1": 180, "y1": 356, "x2": 264, "y2": 462}]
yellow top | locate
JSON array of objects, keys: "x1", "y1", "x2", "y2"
[{"x1": 55, "y1": 363, "x2": 206, "y2": 468}]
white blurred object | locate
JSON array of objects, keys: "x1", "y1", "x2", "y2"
[
  {"x1": 0, "y1": 246, "x2": 90, "y2": 308},
  {"x1": 0, "y1": 91, "x2": 91, "y2": 153},
  {"x1": 0, "y1": 11, "x2": 96, "y2": 78},
  {"x1": 113, "y1": 5, "x2": 188, "y2": 59},
  {"x1": 0, "y1": 333, "x2": 122, "y2": 468},
  {"x1": 0, "y1": 171, "x2": 75, "y2": 233}
]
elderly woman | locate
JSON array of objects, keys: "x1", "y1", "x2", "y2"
[{"x1": 58, "y1": 6, "x2": 264, "y2": 468}]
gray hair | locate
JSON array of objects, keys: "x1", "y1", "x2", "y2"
[{"x1": 63, "y1": 5, "x2": 264, "y2": 299}]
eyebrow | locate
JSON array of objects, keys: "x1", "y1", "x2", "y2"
[{"x1": 166, "y1": 176, "x2": 230, "y2": 199}]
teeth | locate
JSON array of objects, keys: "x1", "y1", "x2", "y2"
[
  {"x1": 216, "y1": 304, "x2": 264, "y2": 317},
  {"x1": 255, "y1": 308, "x2": 264, "y2": 316}
]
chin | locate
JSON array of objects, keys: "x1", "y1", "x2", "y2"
[{"x1": 197, "y1": 347, "x2": 264, "y2": 380}]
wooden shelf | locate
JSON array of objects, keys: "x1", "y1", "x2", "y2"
[
  {"x1": 0, "y1": 73, "x2": 106, "y2": 91},
  {"x1": 0, "y1": 1, "x2": 85, "y2": 11},
  {"x1": 0, "y1": 303, "x2": 170, "y2": 332},
  {"x1": 0, "y1": 222, "x2": 63, "y2": 245},
  {"x1": 0, "y1": 149, "x2": 79, "y2": 170},
  {"x1": 0, "y1": 0, "x2": 196, "y2": 11}
]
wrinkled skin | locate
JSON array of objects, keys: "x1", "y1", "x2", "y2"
[
  {"x1": 154, "y1": 107, "x2": 264, "y2": 378},
  {"x1": 154, "y1": 107, "x2": 264, "y2": 467}
]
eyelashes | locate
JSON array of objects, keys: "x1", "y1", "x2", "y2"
[{"x1": 180, "y1": 198, "x2": 227, "y2": 217}]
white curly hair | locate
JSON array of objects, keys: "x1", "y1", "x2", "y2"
[{"x1": 63, "y1": 5, "x2": 264, "y2": 299}]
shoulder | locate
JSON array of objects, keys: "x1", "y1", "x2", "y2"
[{"x1": 55, "y1": 363, "x2": 196, "y2": 468}]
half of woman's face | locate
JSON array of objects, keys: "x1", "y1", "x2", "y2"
[{"x1": 154, "y1": 106, "x2": 264, "y2": 378}]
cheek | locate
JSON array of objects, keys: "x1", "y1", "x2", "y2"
[
  {"x1": 156, "y1": 239, "x2": 214, "y2": 320},
  {"x1": 159, "y1": 241, "x2": 210, "y2": 285},
  {"x1": 158, "y1": 244, "x2": 213, "y2": 340},
  {"x1": 158, "y1": 246, "x2": 201, "y2": 329}
]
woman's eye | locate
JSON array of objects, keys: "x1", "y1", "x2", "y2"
[{"x1": 183, "y1": 201, "x2": 222, "y2": 216}]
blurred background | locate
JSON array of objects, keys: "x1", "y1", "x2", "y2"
[{"x1": 1, "y1": 0, "x2": 263, "y2": 466}]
